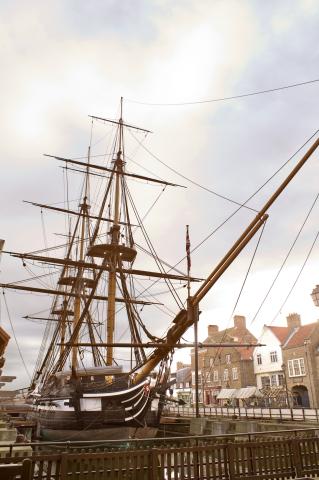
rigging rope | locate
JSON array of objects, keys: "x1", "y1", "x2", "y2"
[
  {"x1": 2, "y1": 290, "x2": 31, "y2": 380},
  {"x1": 129, "y1": 129, "x2": 257, "y2": 212},
  {"x1": 271, "y1": 231, "x2": 319, "y2": 324},
  {"x1": 201, "y1": 218, "x2": 267, "y2": 381},
  {"x1": 125, "y1": 78, "x2": 319, "y2": 106},
  {"x1": 249, "y1": 191, "x2": 319, "y2": 327},
  {"x1": 132, "y1": 127, "x2": 319, "y2": 302}
]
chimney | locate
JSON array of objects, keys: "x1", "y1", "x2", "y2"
[
  {"x1": 208, "y1": 325, "x2": 219, "y2": 336},
  {"x1": 287, "y1": 313, "x2": 301, "y2": 330},
  {"x1": 233, "y1": 315, "x2": 246, "y2": 329}
]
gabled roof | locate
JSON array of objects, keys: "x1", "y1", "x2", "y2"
[
  {"x1": 195, "y1": 330, "x2": 254, "y2": 360},
  {"x1": 202, "y1": 327, "x2": 256, "y2": 345},
  {"x1": 283, "y1": 323, "x2": 317, "y2": 349},
  {"x1": 235, "y1": 346, "x2": 254, "y2": 360},
  {"x1": 176, "y1": 366, "x2": 191, "y2": 384},
  {"x1": 267, "y1": 326, "x2": 291, "y2": 344}
]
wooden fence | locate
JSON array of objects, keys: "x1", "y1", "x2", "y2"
[{"x1": 1, "y1": 435, "x2": 319, "y2": 479}]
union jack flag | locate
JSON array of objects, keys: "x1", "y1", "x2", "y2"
[{"x1": 186, "y1": 225, "x2": 191, "y2": 273}]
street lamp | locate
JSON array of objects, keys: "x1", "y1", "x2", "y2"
[
  {"x1": 281, "y1": 363, "x2": 290, "y2": 408},
  {"x1": 310, "y1": 285, "x2": 319, "y2": 307}
]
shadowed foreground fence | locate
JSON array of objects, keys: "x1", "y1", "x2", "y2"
[{"x1": 1, "y1": 436, "x2": 319, "y2": 479}]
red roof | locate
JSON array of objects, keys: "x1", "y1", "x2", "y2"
[
  {"x1": 268, "y1": 326, "x2": 291, "y2": 344},
  {"x1": 284, "y1": 323, "x2": 317, "y2": 349}
]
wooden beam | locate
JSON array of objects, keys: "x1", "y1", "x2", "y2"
[
  {"x1": 6, "y1": 252, "x2": 202, "y2": 282},
  {"x1": 23, "y1": 201, "x2": 136, "y2": 226},
  {"x1": 45, "y1": 154, "x2": 185, "y2": 188},
  {"x1": 66, "y1": 342, "x2": 264, "y2": 348},
  {"x1": 0, "y1": 283, "x2": 161, "y2": 305}
]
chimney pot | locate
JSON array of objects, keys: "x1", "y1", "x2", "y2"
[
  {"x1": 286, "y1": 313, "x2": 301, "y2": 330},
  {"x1": 234, "y1": 315, "x2": 246, "y2": 329},
  {"x1": 208, "y1": 325, "x2": 219, "y2": 336}
]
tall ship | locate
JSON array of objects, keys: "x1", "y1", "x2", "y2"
[
  {"x1": 0, "y1": 101, "x2": 204, "y2": 441},
  {"x1": 1, "y1": 100, "x2": 319, "y2": 440}
]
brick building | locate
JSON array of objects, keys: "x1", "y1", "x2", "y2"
[
  {"x1": 282, "y1": 314, "x2": 319, "y2": 408},
  {"x1": 191, "y1": 315, "x2": 257, "y2": 405}
]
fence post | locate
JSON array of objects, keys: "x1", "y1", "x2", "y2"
[
  {"x1": 60, "y1": 452, "x2": 69, "y2": 480},
  {"x1": 227, "y1": 442, "x2": 235, "y2": 480},
  {"x1": 292, "y1": 438, "x2": 303, "y2": 478},
  {"x1": 149, "y1": 448, "x2": 155, "y2": 480}
]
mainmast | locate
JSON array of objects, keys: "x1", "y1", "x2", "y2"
[{"x1": 106, "y1": 99, "x2": 124, "y2": 365}]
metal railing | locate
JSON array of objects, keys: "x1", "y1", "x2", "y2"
[{"x1": 165, "y1": 404, "x2": 319, "y2": 421}]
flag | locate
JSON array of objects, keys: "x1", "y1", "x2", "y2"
[
  {"x1": 0, "y1": 240, "x2": 4, "y2": 263},
  {"x1": 186, "y1": 225, "x2": 191, "y2": 273}
]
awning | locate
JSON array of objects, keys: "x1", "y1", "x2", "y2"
[
  {"x1": 234, "y1": 387, "x2": 263, "y2": 399},
  {"x1": 217, "y1": 388, "x2": 237, "y2": 399}
]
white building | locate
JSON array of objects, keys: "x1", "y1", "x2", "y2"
[
  {"x1": 253, "y1": 314, "x2": 301, "y2": 390},
  {"x1": 253, "y1": 327, "x2": 286, "y2": 390}
]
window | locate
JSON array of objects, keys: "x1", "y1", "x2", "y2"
[
  {"x1": 287, "y1": 358, "x2": 306, "y2": 377},
  {"x1": 213, "y1": 370, "x2": 218, "y2": 382},
  {"x1": 278, "y1": 374, "x2": 284, "y2": 386},
  {"x1": 257, "y1": 354, "x2": 262, "y2": 365},
  {"x1": 232, "y1": 367, "x2": 238, "y2": 380},
  {"x1": 270, "y1": 374, "x2": 277, "y2": 386},
  {"x1": 226, "y1": 354, "x2": 231, "y2": 364},
  {"x1": 270, "y1": 351, "x2": 278, "y2": 363},
  {"x1": 223, "y1": 369, "x2": 229, "y2": 381},
  {"x1": 261, "y1": 376, "x2": 270, "y2": 388}
]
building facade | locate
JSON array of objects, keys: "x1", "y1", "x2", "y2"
[
  {"x1": 282, "y1": 316, "x2": 319, "y2": 408},
  {"x1": 253, "y1": 313, "x2": 319, "y2": 408},
  {"x1": 171, "y1": 361, "x2": 192, "y2": 406},
  {"x1": 191, "y1": 315, "x2": 256, "y2": 405}
]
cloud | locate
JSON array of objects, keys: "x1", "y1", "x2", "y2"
[{"x1": 1, "y1": 0, "x2": 319, "y2": 386}]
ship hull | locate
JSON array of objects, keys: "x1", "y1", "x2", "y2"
[{"x1": 31, "y1": 379, "x2": 160, "y2": 441}]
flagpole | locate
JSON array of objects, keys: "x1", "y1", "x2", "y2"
[
  {"x1": 186, "y1": 225, "x2": 199, "y2": 417},
  {"x1": 186, "y1": 225, "x2": 191, "y2": 298}
]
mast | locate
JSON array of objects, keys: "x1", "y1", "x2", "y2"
[
  {"x1": 106, "y1": 97, "x2": 123, "y2": 365},
  {"x1": 71, "y1": 196, "x2": 88, "y2": 370}
]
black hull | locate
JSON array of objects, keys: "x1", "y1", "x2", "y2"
[{"x1": 31, "y1": 380, "x2": 159, "y2": 440}]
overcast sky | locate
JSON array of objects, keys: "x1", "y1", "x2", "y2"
[{"x1": 1, "y1": 0, "x2": 319, "y2": 389}]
